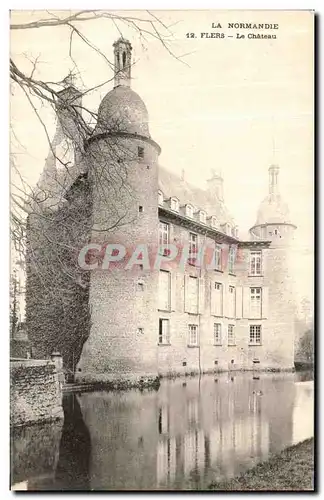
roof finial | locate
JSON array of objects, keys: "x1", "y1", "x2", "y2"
[
  {"x1": 113, "y1": 38, "x2": 132, "y2": 88},
  {"x1": 268, "y1": 164, "x2": 280, "y2": 195}
]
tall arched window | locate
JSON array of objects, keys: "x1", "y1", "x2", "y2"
[{"x1": 122, "y1": 51, "x2": 126, "y2": 67}]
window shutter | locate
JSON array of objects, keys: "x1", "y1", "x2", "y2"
[
  {"x1": 171, "y1": 272, "x2": 177, "y2": 311},
  {"x1": 219, "y1": 321, "x2": 224, "y2": 345},
  {"x1": 184, "y1": 275, "x2": 190, "y2": 312},
  {"x1": 236, "y1": 286, "x2": 243, "y2": 318},
  {"x1": 262, "y1": 286, "x2": 269, "y2": 319},
  {"x1": 210, "y1": 282, "x2": 216, "y2": 315},
  {"x1": 223, "y1": 285, "x2": 228, "y2": 318},
  {"x1": 198, "y1": 278, "x2": 205, "y2": 314},
  {"x1": 243, "y1": 286, "x2": 250, "y2": 318}
]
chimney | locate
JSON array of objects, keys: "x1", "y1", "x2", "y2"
[
  {"x1": 55, "y1": 74, "x2": 85, "y2": 149},
  {"x1": 207, "y1": 169, "x2": 224, "y2": 202},
  {"x1": 56, "y1": 74, "x2": 82, "y2": 113}
]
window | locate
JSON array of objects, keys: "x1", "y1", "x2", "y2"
[
  {"x1": 228, "y1": 324, "x2": 235, "y2": 345},
  {"x1": 159, "y1": 270, "x2": 170, "y2": 310},
  {"x1": 138, "y1": 146, "x2": 144, "y2": 159},
  {"x1": 214, "y1": 323, "x2": 222, "y2": 345},
  {"x1": 199, "y1": 211, "x2": 206, "y2": 224},
  {"x1": 158, "y1": 191, "x2": 164, "y2": 206},
  {"x1": 188, "y1": 276, "x2": 198, "y2": 313},
  {"x1": 250, "y1": 287, "x2": 262, "y2": 318},
  {"x1": 214, "y1": 282, "x2": 223, "y2": 316},
  {"x1": 188, "y1": 324, "x2": 198, "y2": 346},
  {"x1": 159, "y1": 319, "x2": 170, "y2": 344},
  {"x1": 250, "y1": 251, "x2": 262, "y2": 276},
  {"x1": 211, "y1": 216, "x2": 218, "y2": 229},
  {"x1": 189, "y1": 232, "x2": 198, "y2": 265},
  {"x1": 186, "y1": 204, "x2": 194, "y2": 218},
  {"x1": 228, "y1": 246, "x2": 236, "y2": 274},
  {"x1": 159, "y1": 222, "x2": 169, "y2": 248},
  {"x1": 170, "y1": 197, "x2": 179, "y2": 212},
  {"x1": 158, "y1": 406, "x2": 169, "y2": 434},
  {"x1": 249, "y1": 325, "x2": 261, "y2": 345},
  {"x1": 228, "y1": 286, "x2": 236, "y2": 318},
  {"x1": 188, "y1": 399, "x2": 198, "y2": 423},
  {"x1": 138, "y1": 205, "x2": 143, "y2": 213},
  {"x1": 157, "y1": 437, "x2": 176, "y2": 485},
  {"x1": 214, "y1": 245, "x2": 222, "y2": 271}
]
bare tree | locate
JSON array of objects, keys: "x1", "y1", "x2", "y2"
[
  {"x1": 10, "y1": 10, "x2": 184, "y2": 377},
  {"x1": 10, "y1": 10, "x2": 182, "y2": 249},
  {"x1": 10, "y1": 269, "x2": 20, "y2": 338}
]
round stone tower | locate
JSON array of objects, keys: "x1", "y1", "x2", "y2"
[
  {"x1": 249, "y1": 165, "x2": 297, "y2": 370},
  {"x1": 76, "y1": 38, "x2": 161, "y2": 384}
]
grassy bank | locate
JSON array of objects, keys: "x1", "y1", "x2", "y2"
[{"x1": 209, "y1": 438, "x2": 314, "y2": 491}]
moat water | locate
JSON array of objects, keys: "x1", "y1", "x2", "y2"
[{"x1": 11, "y1": 371, "x2": 314, "y2": 491}]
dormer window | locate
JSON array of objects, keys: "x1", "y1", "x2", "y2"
[
  {"x1": 170, "y1": 197, "x2": 179, "y2": 212},
  {"x1": 211, "y1": 216, "x2": 218, "y2": 229},
  {"x1": 158, "y1": 190, "x2": 164, "y2": 206},
  {"x1": 199, "y1": 211, "x2": 206, "y2": 224},
  {"x1": 186, "y1": 204, "x2": 194, "y2": 218}
]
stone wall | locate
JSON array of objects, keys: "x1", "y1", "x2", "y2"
[
  {"x1": 10, "y1": 359, "x2": 63, "y2": 427},
  {"x1": 11, "y1": 420, "x2": 63, "y2": 488}
]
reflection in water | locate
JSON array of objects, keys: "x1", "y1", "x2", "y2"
[
  {"x1": 292, "y1": 381, "x2": 314, "y2": 444},
  {"x1": 54, "y1": 394, "x2": 91, "y2": 490},
  {"x1": 11, "y1": 419, "x2": 63, "y2": 490},
  {"x1": 11, "y1": 372, "x2": 314, "y2": 491}
]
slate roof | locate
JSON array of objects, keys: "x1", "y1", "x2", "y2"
[{"x1": 158, "y1": 166, "x2": 236, "y2": 227}]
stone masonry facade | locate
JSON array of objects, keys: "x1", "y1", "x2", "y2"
[
  {"x1": 10, "y1": 359, "x2": 63, "y2": 427},
  {"x1": 26, "y1": 38, "x2": 297, "y2": 385}
]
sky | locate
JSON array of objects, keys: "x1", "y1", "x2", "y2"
[{"x1": 10, "y1": 10, "x2": 314, "y2": 309}]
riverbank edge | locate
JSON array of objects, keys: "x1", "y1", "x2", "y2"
[
  {"x1": 69, "y1": 367, "x2": 296, "y2": 393},
  {"x1": 208, "y1": 438, "x2": 314, "y2": 491}
]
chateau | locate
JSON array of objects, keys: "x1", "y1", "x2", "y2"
[{"x1": 26, "y1": 38, "x2": 297, "y2": 384}]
